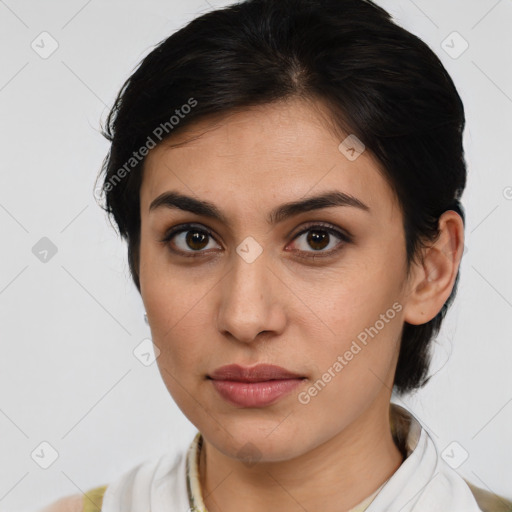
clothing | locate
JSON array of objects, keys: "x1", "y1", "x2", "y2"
[
  {"x1": 186, "y1": 433, "x2": 386, "y2": 512},
  {"x1": 85, "y1": 403, "x2": 511, "y2": 512},
  {"x1": 82, "y1": 485, "x2": 107, "y2": 512}
]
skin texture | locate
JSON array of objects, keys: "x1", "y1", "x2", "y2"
[{"x1": 138, "y1": 97, "x2": 464, "y2": 512}]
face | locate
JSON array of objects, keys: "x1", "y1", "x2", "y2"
[{"x1": 139, "y1": 98, "x2": 413, "y2": 462}]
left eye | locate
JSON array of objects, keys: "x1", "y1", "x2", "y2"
[{"x1": 289, "y1": 224, "x2": 350, "y2": 256}]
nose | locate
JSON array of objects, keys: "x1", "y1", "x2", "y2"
[{"x1": 216, "y1": 249, "x2": 286, "y2": 345}]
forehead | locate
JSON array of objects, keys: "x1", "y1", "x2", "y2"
[{"x1": 140, "y1": 98, "x2": 399, "y2": 222}]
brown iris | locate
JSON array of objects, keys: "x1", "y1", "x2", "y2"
[
  {"x1": 307, "y1": 229, "x2": 330, "y2": 251},
  {"x1": 186, "y1": 230, "x2": 209, "y2": 251}
]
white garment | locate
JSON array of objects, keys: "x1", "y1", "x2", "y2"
[{"x1": 101, "y1": 404, "x2": 483, "y2": 512}]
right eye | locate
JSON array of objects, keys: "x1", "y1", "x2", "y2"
[{"x1": 160, "y1": 223, "x2": 222, "y2": 257}]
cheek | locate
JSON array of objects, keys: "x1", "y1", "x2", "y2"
[
  {"x1": 296, "y1": 255, "x2": 403, "y2": 335},
  {"x1": 299, "y1": 288, "x2": 402, "y2": 425},
  {"x1": 144, "y1": 287, "x2": 208, "y2": 372},
  {"x1": 302, "y1": 262, "x2": 404, "y2": 381},
  {"x1": 141, "y1": 272, "x2": 213, "y2": 383}
]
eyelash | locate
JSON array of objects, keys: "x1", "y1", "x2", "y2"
[{"x1": 159, "y1": 222, "x2": 353, "y2": 260}]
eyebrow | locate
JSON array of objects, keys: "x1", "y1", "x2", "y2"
[{"x1": 149, "y1": 190, "x2": 370, "y2": 226}]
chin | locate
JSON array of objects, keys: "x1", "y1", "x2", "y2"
[{"x1": 204, "y1": 419, "x2": 313, "y2": 463}]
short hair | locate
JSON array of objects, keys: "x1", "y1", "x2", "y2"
[{"x1": 96, "y1": 0, "x2": 467, "y2": 395}]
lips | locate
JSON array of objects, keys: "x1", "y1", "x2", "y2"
[
  {"x1": 208, "y1": 364, "x2": 305, "y2": 407},
  {"x1": 209, "y1": 363, "x2": 303, "y2": 382}
]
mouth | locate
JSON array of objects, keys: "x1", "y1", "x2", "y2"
[{"x1": 207, "y1": 364, "x2": 306, "y2": 407}]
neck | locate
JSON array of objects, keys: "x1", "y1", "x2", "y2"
[{"x1": 199, "y1": 399, "x2": 404, "y2": 512}]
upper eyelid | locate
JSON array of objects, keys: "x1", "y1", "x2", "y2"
[{"x1": 290, "y1": 221, "x2": 351, "y2": 238}]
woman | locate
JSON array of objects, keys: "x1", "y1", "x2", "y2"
[{"x1": 42, "y1": 0, "x2": 511, "y2": 510}]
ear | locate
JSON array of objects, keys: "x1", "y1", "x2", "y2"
[{"x1": 403, "y1": 210, "x2": 465, "y2": 326}]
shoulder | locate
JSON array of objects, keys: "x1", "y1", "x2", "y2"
[
  {"x1": 464, "y1": 479, "x2": 512, "y2": 512},
  {"x1": 40, "y1": 484, "x2": 108, "y2": 512},
  {"x1": 39, "y1": 493, "x2": 83, "y2": 512},
  {"x1": 101, "y1": 448, "x2": 189, "y2": 510},
  {"x1": 39, "y1": 441, "x2": 194, "y2": 512}
]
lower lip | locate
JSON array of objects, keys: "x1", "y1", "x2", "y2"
[{"x1": 210, "y1": 378, "x2": 304, "y2": 407}]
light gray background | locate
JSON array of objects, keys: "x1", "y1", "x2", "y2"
[{"x1": 0, "y1": 0, "x2": 511, "y2": 510}]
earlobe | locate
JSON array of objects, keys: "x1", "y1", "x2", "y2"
[{"x1": 403, "y1": 211, "x2": 465, "y2": 326}]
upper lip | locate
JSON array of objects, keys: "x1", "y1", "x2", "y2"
[{"x1": 209, "y1": 364, "x2": 304, "y2": 382}]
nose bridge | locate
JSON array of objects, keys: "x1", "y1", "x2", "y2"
[
  {"x1": 226, "y1": 246, "x2": 270, "y2": 315},
  {"x1": 216, "y1": 245, "x2": 283, "y2": 343}
]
